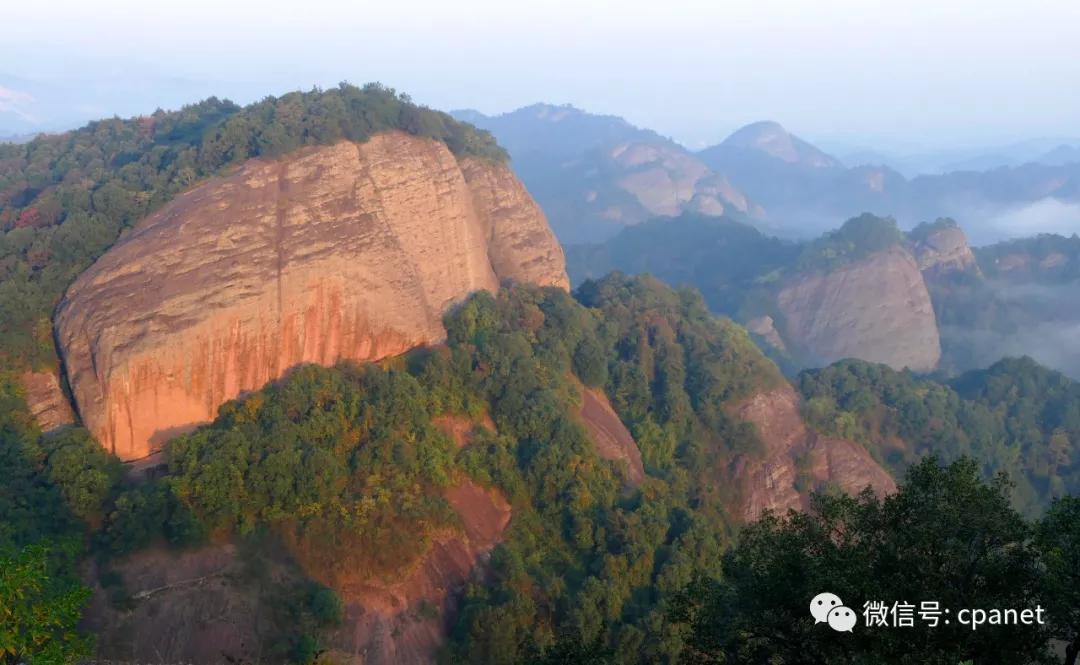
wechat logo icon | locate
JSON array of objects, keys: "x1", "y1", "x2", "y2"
[{"x1": 811, "y1": 592, "x2": 857, "y2": 632}]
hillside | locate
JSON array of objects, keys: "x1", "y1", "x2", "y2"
[
  {"x1": 2, "y1": 273, "x2": 898, "y2": 663},
  {"x1": 798, "y1": 356, "x2": 1080, "y2": 515}
]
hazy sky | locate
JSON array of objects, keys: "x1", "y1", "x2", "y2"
[{"x1": 4, "y1": 0, "x2": 1079, "y2": 150}]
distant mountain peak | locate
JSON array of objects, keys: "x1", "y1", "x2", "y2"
[
  {"x1": 521, "y1": 102, "x2": 585, "y2": 120},
  {"x1": 721, "y1": 120, "x2": 840, "y2": 169}
]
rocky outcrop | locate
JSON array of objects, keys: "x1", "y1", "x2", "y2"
[
  {"x1": 745, "y1": 316, "x2": 787, "y2": 353},
  {"x1": 913, "y1": 224, "x2": 979, "y2": 279},
  {"x1": 728, "y1": 384, "x2": 896, "y2": 520},
  {"x1": 578, "y1": 387, "x2": 645, "y2": 485},
  {"x1": 19, "y1": 370, "x2": 75, "y2": 433},
  {"x1": 321, "y1": 480, "x2": 511, "y2": 665},
  {"x1": 776, "y1": 246, "x2": 941, "y2": 372},
  {"x1": 56, "y1": 132, "x2": 568, "y2": 460}
]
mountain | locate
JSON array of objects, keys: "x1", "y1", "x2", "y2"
[
  {"x1": 55, "y1": 132, "x2": 566, "y2": 460},
  {"x1": 705, "y1": 120, "x2": 841, "y2": 169},
  {"x1": 1038, "y1": 144, "x2": 1080, "y2": 166},
  {"x1": 454, "y1": 104, "x2": 762, "y2": 243},
  {"x1": 451, "y1": 102, "x2": 659, "y2": 159},
  {"x1": 5, "y1": 87, "x2": 881, "y2": 663},
  {"x1": 928, "y1": 230, "x2": 1080, "y2": 378},
  {"x1": 464, "y1": 104, "x2": 1080, "y2": 242},
  {"x1": 699, "y1": 123, "x2": 1080, "y2": 241}
]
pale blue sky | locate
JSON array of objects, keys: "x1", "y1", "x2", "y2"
[{"x1": 3, "y1": 0, "x2": 1079, "y2": 151}]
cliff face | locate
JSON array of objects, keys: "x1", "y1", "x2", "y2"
[
  {"x1": 19, "y1": 370, "x2": 75, "y2": 433},
  {"x1": 56, "y1": 132, "x2": 567, "y2": 460},
  {"x1": 728, "y1": 384, "x2": 896, "y2": 520},
  {"x1": 913, "y1": 224, "x2": 979, "y2": 279},
  {"x1": 776, "y1": 246, "x2": 941, "y2": 372}
]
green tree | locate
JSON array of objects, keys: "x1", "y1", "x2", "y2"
[
  {"x1": 0, "y1": 543, "x2": 93, "y2": 664},
  {"x1": 676, "y1": 457, "x2": 1051, "y2": 665},
  {"x1": 1035, "y1": 497, "x2": 1080, "y2": 665}
]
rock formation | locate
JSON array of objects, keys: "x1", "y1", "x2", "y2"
[
  {"x1": 745, "y1": 316, "x2": 787, "y2": 354},
  {"x1": 728, "y1": 384, "x2": 896, "y2": 520},
  {"x1": 776, "y1": 246, "x2": 941, "y2": 372},
  {"x1": 912, "y1": 223, "x2": 980, "y2": 279},
  {"x1": 19, "y1": 370, "x2": 75, "y2": 433},
  {"x1": 319, "y1": 480, "x2": 511, "y2": 664},
  {"x1": 56, "y1": 132, "x2": 567, "y2": 460},
  {"x1": 578, "y1": 387, "x2": 645, "y2": 485}
]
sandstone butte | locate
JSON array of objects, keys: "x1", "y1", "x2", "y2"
[
  {"x1": 776, "y1": 245, "x2": 942, "y2": 373},
  {"x1": 55, "y1": 132, "x2": 568, "y2": 461}
]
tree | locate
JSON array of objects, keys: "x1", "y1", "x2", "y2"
[
  {"x1": 1035, "y1": 497, "x2": 1080, "y2": 665},
  {"x1": 0, "y1": 543, "x2": 93, "y2": 664},
  {"x1": 676, "y1": 457, "x2": 1052, "y2": 665}
]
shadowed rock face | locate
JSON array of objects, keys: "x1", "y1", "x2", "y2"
[
  {"x1": 776, "y1": 246, "x2": 941, "y2": 372},
  {"x1": 56, "y1": 132, "x2": 567, "y2": 460}
]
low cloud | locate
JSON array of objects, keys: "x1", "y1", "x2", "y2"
[
  {"x1": 0, "y1": 84, "x2": 38, "y2": 124},
  {"x1": 983, "y1": 198, "x2": 1080, "y2": 239}
]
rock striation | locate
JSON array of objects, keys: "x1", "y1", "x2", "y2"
[
  {"x1": 56, "y1": 132, "x2": 567, "y2": 460},
  {"x1": 776, "y1": 246, "x2": 941, "y2": 372}
]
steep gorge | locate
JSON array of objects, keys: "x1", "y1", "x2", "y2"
[{"x1": 55, "y1": 132, "x2": 567, "y2": 460}]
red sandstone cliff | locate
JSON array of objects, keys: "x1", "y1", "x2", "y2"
[{"x1": 55, "y1": 132, "x2": 567, "y2": 460}]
